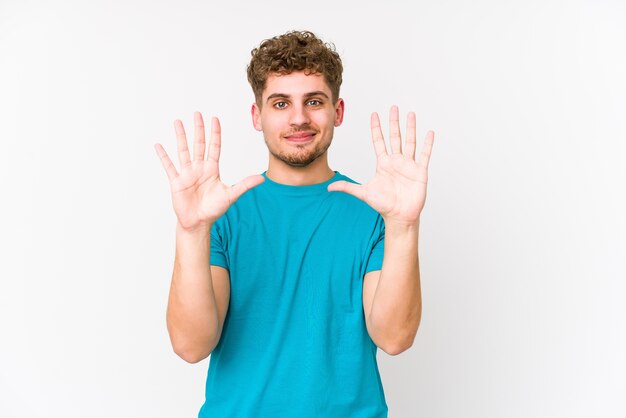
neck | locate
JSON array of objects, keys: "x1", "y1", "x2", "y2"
[{"x1": 266, "y1": 152, "x2": 335, "y2": 186}]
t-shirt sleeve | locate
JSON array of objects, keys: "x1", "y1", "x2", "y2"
[
  {"x1": 365, "y1": 215, "x2": 385, "y2": 273},
  {"x1": 210, "y1": 219, "x2": 229, "y2": 271}
]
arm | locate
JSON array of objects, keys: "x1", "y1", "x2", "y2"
[
  {"x1": 155, "y1": 112, "x2": 263, "y2": 363},
  {"x1": 363, "y1": 221, "x2": 421, "y2": 356},
  {"x1": 166, "y1": 222, "x2": 231, "y2": 363},
  {"x1": 329, "y1": 105, "x2": 434, "y2": 356}
]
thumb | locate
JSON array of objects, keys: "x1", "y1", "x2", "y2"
[
  {"x1": 327, "y1": 180, "x2": 366, "y2": 200},
  {"x1": 229, "y1": 174, "x2": 265, "y2": 203}
]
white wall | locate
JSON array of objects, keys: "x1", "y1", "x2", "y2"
[{"x1": 1, "y1": 0, "x2": 624, "y2": 416}]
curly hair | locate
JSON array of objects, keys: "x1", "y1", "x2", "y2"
[{"x1": 247, "y1": 30, "x2": 343, "y2": 106}]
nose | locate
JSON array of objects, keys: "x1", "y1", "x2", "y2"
[{"x1": 289, "y1": 103, "x2": 311, "y2": 127}]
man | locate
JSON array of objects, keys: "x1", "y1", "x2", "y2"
[{"x1": 154, "y1": 30, "x2": 434, "y2": 417}]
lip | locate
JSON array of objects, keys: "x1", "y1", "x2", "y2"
[{"x1": 285, "y1": 132, "x2": 316, "y2": 143}]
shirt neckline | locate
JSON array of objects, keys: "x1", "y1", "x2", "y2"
[{"x1": 260, "y1": 171, "x2": 343, "y2": 196}]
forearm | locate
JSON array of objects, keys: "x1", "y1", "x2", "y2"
[
  {"x1": 368, "y1": 221, "x2": 422, "y2": 354},
  {"x1": 166, "y1": 221, "x2": 219, "y2": 363}
]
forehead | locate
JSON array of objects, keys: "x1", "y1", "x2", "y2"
[{"x1": 262, "y1": 71, "x2": 332, "y2": 99}]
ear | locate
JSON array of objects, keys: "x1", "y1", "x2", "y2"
[
  {"x1": 251, "y1": 102, "x2": 263, "y2": 131},
  {"x1": 334, "y1": 98, "x2": 345, "y2": 127}
]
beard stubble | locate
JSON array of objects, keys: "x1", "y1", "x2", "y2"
[{"x1": 265, "y1": 129, "x2": 333, "y2": 168}]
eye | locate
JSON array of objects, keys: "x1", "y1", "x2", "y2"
[
  {"x1": 273, "y1": 101, "x2": 288, "y2": 109},
  {"x1": 306, "y1": 99, "x2": 322, "y2": 106}
]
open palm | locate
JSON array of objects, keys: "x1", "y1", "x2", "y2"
[
  {"x1": 328, "y1": 106, "x2": 434, "y2": 225},
  {"x1": 155, "y1": 112, "x2": 264, "y2": 231}
]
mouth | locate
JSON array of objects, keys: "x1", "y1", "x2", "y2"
[{"x1": 284, "y1": 131, "x2": 316, "y2": 143}]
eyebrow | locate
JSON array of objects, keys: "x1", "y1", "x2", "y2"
[{"x1": 265, "y1": 91, "x2": 330, "y2": 104}]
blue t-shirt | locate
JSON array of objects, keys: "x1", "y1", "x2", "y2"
[{"x1": 200, "y1": 171, "x2": 387, "y2": 418}]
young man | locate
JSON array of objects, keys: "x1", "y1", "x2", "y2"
[{"x1": 155, "y1": 30, "x2": 434, "y2": 417}]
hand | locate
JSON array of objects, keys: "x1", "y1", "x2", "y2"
[
  {"x1": 328, "y1": 105, "x2": 434, "y2": 225},
  {"x1": 155, "y1": 112, "x2": 264, "y2": 232}
]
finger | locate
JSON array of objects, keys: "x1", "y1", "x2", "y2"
[
  {"x1": 174, "y1": 119, "x2": 191, "y2": 167},
  {"x1": 207, "y1": 117, "x2": 222, "y2": 163},
  {"x1": 154, "y1": 143, "x2": 179, "y2": 182},
  {"x1": 193, "y1": 111, "x2": 206, "y2": 161},
  {"x1": 370, "y1": 112, "x2": 387, "y2": 158},
  {"x1": 327, "y1": 180, "x2": 366, "y2": 201},
  {"x1": 389, "y1": 105, "x2": 402, "y2": 154},
  {"x1": 228, "y1": 174, "x2": 265, "y2": 203},
  {"x1": 405, "y1": 112, "x2": 417, "y2": 160},
  {"x1": 418, "y1": 130, "x2": 435, "y2": 170}
]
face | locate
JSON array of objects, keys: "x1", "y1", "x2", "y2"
[{"x1": 252, "y1": 71, "x2": 344, "y2": 168}]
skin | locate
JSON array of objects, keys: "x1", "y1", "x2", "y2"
[
  {"x1": 328, "y1": 107, "x2": 435, "y2": 354},
  {"x1": 155, "y1": 70, "x2": 434, "y2": 360},
  {"x1": 251, "y1": 72, "x2": 344, "y2": 185}
]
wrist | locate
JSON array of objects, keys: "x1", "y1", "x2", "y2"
[
  {"x1": 383, "y1": 218, "x2": 420, "y2": 235},
  {"x1": 176, "y1": 220, "x2": 212, "y2": 236}
]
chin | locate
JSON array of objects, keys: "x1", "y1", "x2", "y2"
[
  {"x1": 281, "y1": 155, "x2": 318, "y2": 168},
  {"x1": 270, "y1": 149, "x2": 321, "y2": 168}
]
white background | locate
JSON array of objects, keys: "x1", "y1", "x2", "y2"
[{"x1": 1, "y1": 0, "x2": 625, "y2": 417}]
